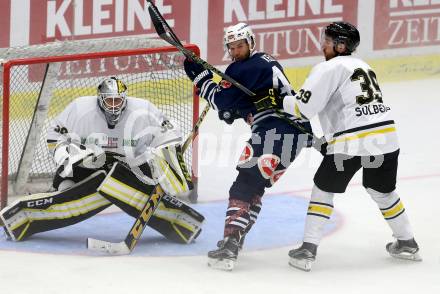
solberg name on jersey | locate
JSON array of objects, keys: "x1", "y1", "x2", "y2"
[{"x1": 355, "y1": 104, "x2": 391, "y2": 117}]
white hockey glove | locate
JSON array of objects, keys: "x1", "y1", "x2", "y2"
[{"x1": 53, "y1": 142, "x2": 105, "y2": 178}]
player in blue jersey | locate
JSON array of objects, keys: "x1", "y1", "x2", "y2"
[{"x1": 184, "y1": 22, "x2": 312, "y2": 271}]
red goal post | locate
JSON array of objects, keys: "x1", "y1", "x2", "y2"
[{"x1": 0, "y1": 38, "x2": 200, "y2": 209}]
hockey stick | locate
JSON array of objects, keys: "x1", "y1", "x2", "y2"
[
  {"x1": 182, "y1": 103, "x2": 210, "y2": 151},
  {"x1": 87, "y1": 185, "x2": 164, "y2": 255},
  {"x1": 87, "y1": 104, "x2": 211, "y2": 255},
  {"x1": 146, "y1": 0, "x2": 254, "y2": 96},
  {"x1": 144, "y1": 0, "x2": 212, "y2": 151},
  {"x1": 145, "y1": 0, "x2": 319, "y2": 143}
]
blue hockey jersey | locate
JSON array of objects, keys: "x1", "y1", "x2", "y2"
[{"x1": 198, "y1": 51, "x2": 295, "y2": 125}]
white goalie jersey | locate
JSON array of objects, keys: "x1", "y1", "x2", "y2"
[
  {"x1": 283, "y1": 56, "x2": 399, "y2": 156},
  {"x1": 46, "y1": 95, "x2": 193, "y2": 198},
  {"x1": 47, "y1": 96, "x2": 181, "y2": 159}
]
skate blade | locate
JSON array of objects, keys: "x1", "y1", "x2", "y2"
[
  {"x1": 389, "y1": 252, "x2": 422, "y2": 262},
  {"x1": 289, "y1": 257, "x2": 313, "y2": 272},
  {"x1": 208, "y1": 257, "x2": 235, "y2": 271}
]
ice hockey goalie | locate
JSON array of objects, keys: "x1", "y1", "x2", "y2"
[{"x1": 0, "y1": 77, "x2": 204, "y2": 244}]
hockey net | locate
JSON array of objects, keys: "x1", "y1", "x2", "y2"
[{"x1": 0, "y1": 37, "x2": 200, "y2": 209}]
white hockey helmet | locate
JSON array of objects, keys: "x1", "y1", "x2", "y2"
[
  {"x1": 97, "y1": 77, "x2": 127, "y2": 127},
  {"x1": 224, "y1": 22, "x2": 256, "y2": 54}
]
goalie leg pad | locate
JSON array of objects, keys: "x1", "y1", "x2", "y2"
[
  {"x1": 98, "y1": 163, "x2": 204, "y2": 243},
  {"x1": 148, "y1": 194, "x2": 204, "y2": 244},
  {"x1": 97, "y1": 162, "x2": 156, "y2": 217},
  {"x1": 0, "y1": 171, "x2": 109, "y2": 241}
]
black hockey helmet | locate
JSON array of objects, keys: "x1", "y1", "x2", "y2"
[{"x1": 324, "y1": 21, "x2": 360, "y2": 54}]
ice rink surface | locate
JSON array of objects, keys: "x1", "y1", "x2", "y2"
[{"x1": 0, "y1": 78, "x2": 439, "y2": 293}]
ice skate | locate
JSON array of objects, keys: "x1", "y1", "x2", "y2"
[
  {"x1": 208, "y1": 236, "x2": 240, "y2": 271},
  {"x1": 288, "y1": 242, "x2": 317, "y2": 272},
  {"x1": 386, "y1": 238, "x2": 422, "y2": 261},
  {"x1": 216, "y1": 235, "x2": 245, "y2": 252}
]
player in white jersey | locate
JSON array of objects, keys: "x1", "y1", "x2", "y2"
[
  {"x1": 0, "y1": 77, "x2": 204, "y2": 244},
  {"x1": 250, "y1": 22, "x2": 420, "y2": 271}
]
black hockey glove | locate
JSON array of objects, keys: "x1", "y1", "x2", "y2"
[
  {"x1": 312, "y1": 136, "x2": 328, "y2": 156},
  {"x1": 219, "y1": 109, "x2": 240, "y2": 125},
  {"x1": 183, "y1": 58, "x2": 213, "y2": 88},
  {"x1": 250, "y1": 88, "x2": 283, "y2": 112}
]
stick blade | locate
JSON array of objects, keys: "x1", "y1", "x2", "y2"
[
  {"x1": 148, "y1": 6, "x2": 166, "y2": 36},
  {"x1": 147, "y1": 0, "x2": 183, "y2": 47},
  {"x1": 87, "y1": 238, "x2": 131, "y2": 255}
]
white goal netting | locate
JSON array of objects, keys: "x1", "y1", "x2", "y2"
[{"x1": 0, "y1": 36, "x2": 199, "y2": 206}]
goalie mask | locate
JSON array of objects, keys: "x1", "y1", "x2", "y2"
[
  {"x1": 97, "y1": 77, "x2": 127, "y2": 127},
  {"x1": 224, "y1": 22, "x2": 256, "y2": 58}
]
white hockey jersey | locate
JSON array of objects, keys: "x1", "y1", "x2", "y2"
[
  {"x1": 283, "y1": 56, "x2": 399, "y2": 156},
  {"x1": 46, "y1": 96, "x2": 182, "y2": 160}
]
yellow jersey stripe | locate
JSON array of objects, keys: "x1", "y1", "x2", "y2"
[{"x1": 329, "y1": 127, "x2": 396, "y2": 145}]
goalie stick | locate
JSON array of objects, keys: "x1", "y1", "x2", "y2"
[
  {"x1": 145, "y1": 0, "x2": 319, "y2": 143},
  {"x1": 87, "y1": 185, "x2": 164, "y2": 255},
  {"x1": 87, "y1": 102, "x2": 210, "y2": 256},
  {"x1": 182, "y1": 103, "x2": 209, "y2": 152}
]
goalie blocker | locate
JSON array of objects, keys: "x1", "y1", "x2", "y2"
[{"x1": 0, "y1": 162, "x2": 204, "y2": 243}]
